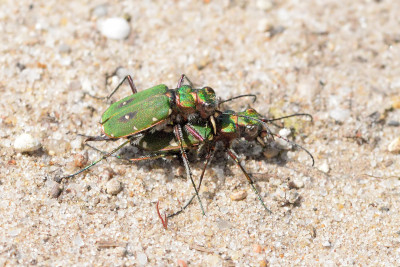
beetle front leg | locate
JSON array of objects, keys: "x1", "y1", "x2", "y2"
[
  {"x1": 226, "y1": 148, "x2": 272, "y2": 214},
  {"x1": 173, "y1": 124, "x2": 205, "y2": 216}
]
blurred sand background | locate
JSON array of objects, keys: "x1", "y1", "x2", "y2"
[{"x1": 1, "y1": 0, "x2": 400, "y2": 265}]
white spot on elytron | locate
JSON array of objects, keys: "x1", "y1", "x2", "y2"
[
  {"x1": 169, "y1": 139, "x2": 178, "y2": 147},
  {"x1": 133, "y1": 126, "x2": 138, "y2": 131},
  {"x1": 110, "y1": 133, "x2": 114, "y2": 137},
  {"x1": 152, "y1": 117, "x2": 158, "y2": 122},
  {"x1": 124, "y1": 115, "x2": 129, "y2": 120},
  {"x1": 168, "y1": 109, "x2": 172, "y2": 115},
  {"x1": 122, "y1": 101, "x2": 127, "y2": 105},
  {"x1": 142, "y1": 141, "x2": 148, "y2": 148}
]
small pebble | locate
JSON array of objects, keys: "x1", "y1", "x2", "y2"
[
  {"x1": 204, "y1": 228, "x2": 214, "y2": 237},
  {"x1": 289, "y1": 177, "x2": 304, "y2": 189},
  {"x1": 391, "y1": 96, "x2": 400, "y2": 109},
  {"x1": 106, "y1": 179, "x2": 122, "y2": 195},
  {"x1": 92, "y1": 4, "x2": 108, "y2": 17},
  {"x1": 68, "y1": 80, "x2": 81, "y2": 91},
  {"x1": 206, "y1": 255, "x2": 220, "y2": 265},
  {"x1": 216, "y1": 219, "x2": 231, "y2": 230},
  {"x1": 99, "y1": 169, "x2": 114, "y2": 181},
  {"x1": 256, "y1": 0, "x2": 274, "y2": 11},
  {"x1": 322, "y1": 240, "x2": 332, "y2": 248},
  {"x1": 50, "y1": 184, "x2": 63, "y2": 198},
  {"x1": 253, "y1": 244, "x2": 263, "y2": 253},
  {"x1": 177, "y1": 259, "x2": 187, "y2": 267},
  {"x1": 274, "y1": 128, "x2": 292, "y2": 150},
  {"x1": 97, "y1": 17, "x2": 131, "y2": 40},
  {"x1": 136, "y1": 252, "x2": 148, "y2": 265},
  {"x1": 279, "y1": 128, "x2": 291, "y2": 138},
  {"x1": 45, "y1": 139, "x2": 71, "y2": 156},
  {"x1": 21, "y1": 68, "x2": 42, "y2": 83},
  {"x1": 387, "y1": 120, "x2": 400, "y2": 127},
  {"x1": 14, "y1": 133, "x2": 41, "y2": 152},
  {"x1": 259, "y1": 260, "x2": 268, "y2": 267},
  {"x1": 274, "y1": 188, "x2": 299, "y2": 205},
  {"x1": 329, "y1": 108, "x2": 350, "y2": 123},
  {"x1": 73, "y1": 235, "x2": 84, "y2": 247},
  {"x1": 116, "y1": 67, "x2": 133, "y2": 79},
  {"x1": 318, "y1": 161, "x2": 330, "y2": 173},
  {"x1": 388, "y1": 137, "x2": 400, "y2": 153},
  {"x1": 114, "y1": 247, "x2": 127, "y2": 257},
  {"x1": 286, "y1": 190, "x2": 300, "y2": 204},
  {"x1": 263, "y1": 147, "x2": 280, "y2": 159},
  {"x1": 58, "y1": 43, "x2": 71, "y2": 53},
  {"x1": 257, "y1": 18, "x2": 272, "y2": 32},
  {"x1": 230, "y1": 190, "x2": 247, "y2": 201},
  {"x1": 74, "y1": 152, "x2": 88, "y2": 168}
]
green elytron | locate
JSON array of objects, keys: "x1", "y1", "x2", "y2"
[{"x1": 101, "y1": 76, "x2": 217, "y2": 139}]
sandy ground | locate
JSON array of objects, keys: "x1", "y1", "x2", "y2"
[{"x1": 1, "y1": 0, "x2": 400, "y2": 265}]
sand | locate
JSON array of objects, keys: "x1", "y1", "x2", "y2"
[{"x1": 1, "y1": 0, "x2": 399, "y2": 265}]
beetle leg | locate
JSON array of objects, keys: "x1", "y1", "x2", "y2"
[
  {"x1": 84, "y1": 143, "x2": 171, "y2": 162},
  {"x1": 226, "y1": 148, "x2": 272, "y2": 214},
  {"x1": 106, "y1": 75, "x2": 138, "y2": 100},
  {"x1": 184, "y1": 124, "x2": 206, "y2": 142},
  {"x1": 57, "y1": 140, "x2": 131, "y2": 183},
  {"x1": 173, "y1": 124, "x2": 205, "y2": 216},
  {"x1": 78, "y1": 134, "x2": 117, "y2": 142},
  {"x1": 176, "y1": 74, "x2": 193, "y2": 88},
  {"x1": 168, "y1": 146, "x2": 215, "y2": 218}
]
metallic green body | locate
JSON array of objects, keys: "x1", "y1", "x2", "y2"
[
  {"x1": 218, "y1": 109, "x2": 264, "y2": 137},
  {"x1": 135, "y1": 109, "x2": 264, "y2": 153},
  {"x1": 100, "y1": 84, "x2": 217, "y2": 139}
]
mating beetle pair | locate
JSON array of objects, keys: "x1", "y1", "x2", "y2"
[{"x1": 60, "y1": 74, "x2": 313, "y2": 216}]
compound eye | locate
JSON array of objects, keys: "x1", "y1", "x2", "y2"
[
  {"x1": 203, "y1": 102, "x2": 215, "y2": 114},
  {"x1": 203, "y1": 86, "x2": 215, "y2": 94},
  {"x1": 245, "y1": 124, "x2": 259, "y2": 138}
]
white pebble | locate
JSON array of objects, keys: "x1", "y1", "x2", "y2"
[
  {"x1": 92, "y1": 4, "x2": 108, "y2": 17},
  {"x1": 286, "y1": 190, "x2": 300, "y2": 204},
  {"x1": 116, "y1": 67, "x2": 133, "y2": 79},
  {"x1": 256, "y1": 0, "x2": 274, "y2": 11},
  {"x1": 275, "y1": 128, "x2": 292, "y2": 150},
  {"x1": 257, "y1": 18, "x2": 272, "y2": 32},
  {"x1": 137, "y1": 252, "x2": 148, "y2": 265},
  {"x1": 291, "y1": 177, "x2": 305, "y2": 189},
  {"x1": 329, "y1": 108, "x2": 350, "y2": 123},
  {"x1": 14, "y1": 133, "x2": 41, "y2": 152},
  {"x1": 21, "y1": 68, "x2": 42, "y2": 83},
  {"x1": 322, "y1": 240, "x2": 332, "y2": 248},
  {"x1": 388, "y1": 137, "x2": 400, "y2": 153},
  {"x1": 318, "y1": 161, "x2": 330, "y2": 173},
  {"x1": 73, "y1": 234, "x2": 85, "y2": 247},
  {"x1": 97, "y1": 17, "x2": 131, "y2": 40},
  {"x1": 106, "y1": 179, "x2": 122, "y2": 195},
  {"x1": 279, "y1": 128, "x2": 291, "y2": 138}
]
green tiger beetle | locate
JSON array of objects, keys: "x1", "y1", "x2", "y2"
[
  {"x1": 85, "y1": 108, "x2": 314, "y2": 216},
  {"x1": 58, "y1": 74, "x2": 256, "y2": 215}
]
